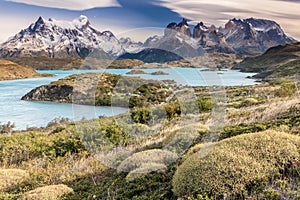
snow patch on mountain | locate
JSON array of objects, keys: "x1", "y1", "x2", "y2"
[{"x1": 0, "y1": 15, "x2": 125, "y2": 58}]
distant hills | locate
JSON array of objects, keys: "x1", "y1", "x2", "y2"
[
  {"x1": 0, "y1": 16, "x2": 296, "y2": 61},
  {"x1": 233, "y1": 42, "x2": 300, "y2": 80},
  {"x1": 0, "y1": 59, "x2": 43, "y2": 81}
]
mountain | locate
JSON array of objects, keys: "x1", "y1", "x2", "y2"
[
  {"x1": 118, "y1": 48, "x2": 184, "y2": 63},
  {"x1": 141, "y1": 19, "x2": 205, "y2": 59},
  {"x1": 233, "y1": 42, "x2": 300, "y2": 80},
  {"x1": 220, "y1": 18, "x2": 296, "y2": 56},
  {"x1": 0, "y1": 15, "x2": 125, "y2": 58},
  {"x1": 119, "y1": 37, "x2": 144, "y2": 53},
  {"x1": 142, "y1": 18, "x2": 296, "y2": 58},
  {"x1": 0, "y1": 16, "x2": 296, "y2": 62},
  {"x1": 193, "y1": 22, "x2": 234, "y2": 53}
]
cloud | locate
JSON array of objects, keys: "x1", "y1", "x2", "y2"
[{"x1": 5, "y1": 0, "x2": 121, "y2": 10}]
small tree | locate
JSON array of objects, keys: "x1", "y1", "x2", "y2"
[{"x1": 130, "y1": 107, "x2": 150, "y2": 124}]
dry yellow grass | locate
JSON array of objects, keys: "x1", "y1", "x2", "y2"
[
  {"x1": 226, "y1": 97, "x2": 299, "y2": 125},
  {"x1": 18, "y1": 184, "x2": 73, "y2": 200},
  {"x1": 0, "y1": 59, "x2": 40, "y2": 81},
  {"x1": 0, "y1": 169, "x2": 29, "y2": 192}
]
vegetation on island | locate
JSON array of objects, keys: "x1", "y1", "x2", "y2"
[
  {"x1": 150, "y1": 71, "x2": 169, "y2": 75},
  {"x1": 21, "y1": 72, "x2": 176, "y2": 108},
  {"x1": 126, "y1": 69, "x2": 147, "y2": 74}
]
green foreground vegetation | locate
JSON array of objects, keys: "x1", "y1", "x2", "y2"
[{"x1": 0, "y1": 78, "x2": 299, "y2": 199}]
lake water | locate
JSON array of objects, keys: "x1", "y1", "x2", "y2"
[{"x1": 0, "y1": 68, "x2": 257, "y2": 130}]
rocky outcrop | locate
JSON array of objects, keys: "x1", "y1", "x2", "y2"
[
  {"x1": 165, "y1": 18, "x2": 192, "y2": 37},
  {"x1": 21, "y1": 84, "x2": 73, "y2": 103}
]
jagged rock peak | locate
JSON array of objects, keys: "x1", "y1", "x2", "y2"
[
  {"x1": 36, "y1": 16, "x2": 45, "y2": 24},
  {"x1": 31, "y1": 15, "x2": 91, "y2": 30},
  {"x1": 220, "y1": 17, "x2": 297, "y2": 54},
  {"x1": 178, "y1": 18, "x2": 189, "y2": 27},
  {"x1": 165, "y1": 18, "x2": 191, "y2": 37}
]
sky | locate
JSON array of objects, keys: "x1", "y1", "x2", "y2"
[{"x1": 0, "y1": 0, "x2": 300, "y2": 43}]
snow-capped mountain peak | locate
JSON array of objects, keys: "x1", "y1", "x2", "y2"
[
  {"x1": 0, "y1": 16, "x2": 125, "y2": 58},
  {"x1": 73, "y1": 15, "x2": 90, "y2": 29},
  {"x1": 219, "y1": 17, "x2": 297, "y2": 54}
]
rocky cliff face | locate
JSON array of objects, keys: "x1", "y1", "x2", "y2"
[
  {"x1": 165, "y1": 18, "x2": 192, "y2": 37},
  {"x1": 219, "y1": 18, "x2": 296, "y2": 55},
  {"x1": 150, "y1": 18, "x2": 296, "y2": 57},
  {"x1": 142, "y1": 19, "x2": 204, "y2": 58},
  {"x1": 193, "y1": 22, "x2": 234, "y2": 53},
  {"x1": 0, "y1": 15, "x2": 125, "y2": 59}
]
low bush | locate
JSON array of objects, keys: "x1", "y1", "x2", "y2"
[
  {"x1": 130, "y1": 107, "x2": 151, "y2": 124},
  {"x1": 117, "y1": 149, "x2": 178, "y2": 173},
  {"x1": 0, "y1": 169, "x2": 29, "y2": 192},
  {"x1": 197, "y1": 96, "x2": 212, "y2": 112},
  {"x1": 18, "y1": 184, "x2": 73, "y2": 200},
  {"x1": 173, "y1": 130, "x2": 300, "y2": 199}
]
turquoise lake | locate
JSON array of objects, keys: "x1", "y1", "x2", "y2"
[{"x1": 0, "y1": 68, "x2": 257, "y2": 130}]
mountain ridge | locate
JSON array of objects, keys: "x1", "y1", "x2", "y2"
[
  {"x1": 0, "y1": 15, "x2": 124, "y2": 59},
  {"x1": 0, "y1": 16, "x2": 297, "y2": 61}
]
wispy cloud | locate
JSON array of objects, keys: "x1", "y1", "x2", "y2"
[{"x1": 5, "y1": 0, "x2": 121, "y2": 10}]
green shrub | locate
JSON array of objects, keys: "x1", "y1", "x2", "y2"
[
  {"x1": 186, "y1": 193, "x2": 213, "y2": 200},
  {"x1": 164, "y1": 102, "x2": 181, "y2": 119},
  {"x1": 173, "y1": 130, "x2": 300, "y2": 199},
  {"x1": 50, "y1": 136, "x2": 86, "y2": 158},
  {"x1": 273, "y1": 81, "x2": 297, "y2": 97},
  {"x1": 263, "y1": 189, "x2": 281, "y2": 200},
  {"x1": 197, "y1": 96, "x2": 212, "y2": 112},
  {"x1": 65, "y1": 166, "x2": 176, "y2": 200},
  {"x1": 102, "y1": 124, "x2": 130, "y2": 145},
  {"x1": 130, "y1": 107, "x2": 150, "y2": 124},
  {"x1": 18, "y1": 184, "x2": 73, "y2": 200},
  {"x1": 220, "y1": 123, "x2": 267, "y2": 139}
]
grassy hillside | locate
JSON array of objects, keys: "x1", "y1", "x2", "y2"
[
  {"x1": 0, "y1": 79, "x2": 299, "y2": 199},
  {"x1": 0, "y1": 59, "x2": 44, "y2": 81},
  {"x1": 234, "y1": 42, "x2": 300, "y2": 80}
]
